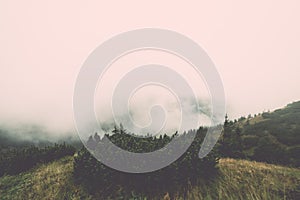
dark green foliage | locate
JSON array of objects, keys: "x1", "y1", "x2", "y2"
[
  {"x1": 252, "y1": 134, "x2": 287, "y2": 164},
  {"x1": 219, "y1": 114, "x2": 244, "y2": 159},
  {"x1": 286, "y1": 145, "x2": 300, "y2": 167},
  {"x1": 0, "y1": 143, "x2": 76, "y2": 176},
  {"x1": 73, "y1": 127, "x2": 219, "y2": 199},
  {"x1": 220, "y1": 101, "x2": 300, "y2": 167}
]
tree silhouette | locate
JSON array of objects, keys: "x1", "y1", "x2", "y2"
[
  {"x1": 94, "y1": 132, "x2": 100, "y2": 143},
  {"x1": 86, "y1": 135, "x2": 96, "y2": 150}
]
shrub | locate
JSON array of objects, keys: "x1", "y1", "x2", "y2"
[{"x1": 73, "y1": 127, "x2": 219, "y2": 199}]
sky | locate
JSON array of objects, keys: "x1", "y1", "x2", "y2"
[{"x1": 0, "y1": 1, "x2": 299, "y2": 135}]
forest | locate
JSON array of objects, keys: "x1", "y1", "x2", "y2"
[
  {"x1": 220, "y1": 101, "x2": 300, "y2": 167},
  {"x1": 0, "y1": 101, "x2": 299, "y2": 199},
  {"x1": 74, "y1": 127, "x2": 218, "y2": 199}
]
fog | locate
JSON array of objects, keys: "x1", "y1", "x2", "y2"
[{"x1": 1, "y1": 1, "x2": 300, "y2": 140}]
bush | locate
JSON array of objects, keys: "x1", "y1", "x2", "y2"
[{"x1": 73, "y1": 127, "x2": 219, "y2": 199}]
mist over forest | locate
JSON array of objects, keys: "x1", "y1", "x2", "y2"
[
  {"x1": 1, "y1": 100, "x2": 299, "y2": 199},
  {"x1": 0, "y1": 123, "x2": 80, "y2": 148}
]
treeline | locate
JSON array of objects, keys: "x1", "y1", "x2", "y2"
[
  {"x1": 0, "y1": 143, "x2": 76, "y2": 176},
  {"x1": 73, "y1": 100, "x2": 300, "y2": 198},
  {"x1": 74, "y1": 126, "x2": 219, "y2": 199},
  {"x1": 220, "y1": 101, "x2": 300, "y2": 167}
]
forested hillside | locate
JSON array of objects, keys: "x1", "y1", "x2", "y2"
[
  {"x1": 221, "y1": 101, "x2": 300, "y2": 166},
  {"x1": 0, "y1": 101, "x2": 299, "y2": 199}
]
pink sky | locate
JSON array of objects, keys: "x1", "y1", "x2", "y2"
[{"x1": 0, "y1": 1, "x2": 299, "y2": 132}]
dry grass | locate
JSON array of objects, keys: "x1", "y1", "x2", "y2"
[
  {"x1": 0, "y1": 156, "x2": 91, "y2": 200},
  {"x1": 179, "y1": 158, "x2": 300, "y2": 200},
  {"x1": 0, "y1": 157, "x2": 299, "y2": 200}
]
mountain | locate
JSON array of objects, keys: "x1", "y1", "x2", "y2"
[
  {"x1": 221, "y1": 101, "x2": 300, "y2": 166},
  {"x1": 0, "y1": 101, "x2": 299, "y2": 199},
  {"x1": 238, "y1": 101, "x2": 300, "y2": 146}
]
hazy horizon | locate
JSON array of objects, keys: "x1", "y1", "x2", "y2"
[{"x1": 1, "y1": 1, "x2": 300, "y2": 137}]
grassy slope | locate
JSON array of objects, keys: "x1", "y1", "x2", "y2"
[
  {"x1": 0, "y1": 156, "x2": 92, "y2": 200},
  {"x1": 0, "y1": 157, "x2": 299, "y2": 200},
  {"x1": 187, "y1": 158, "x2": 300, "y2": 200}
]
